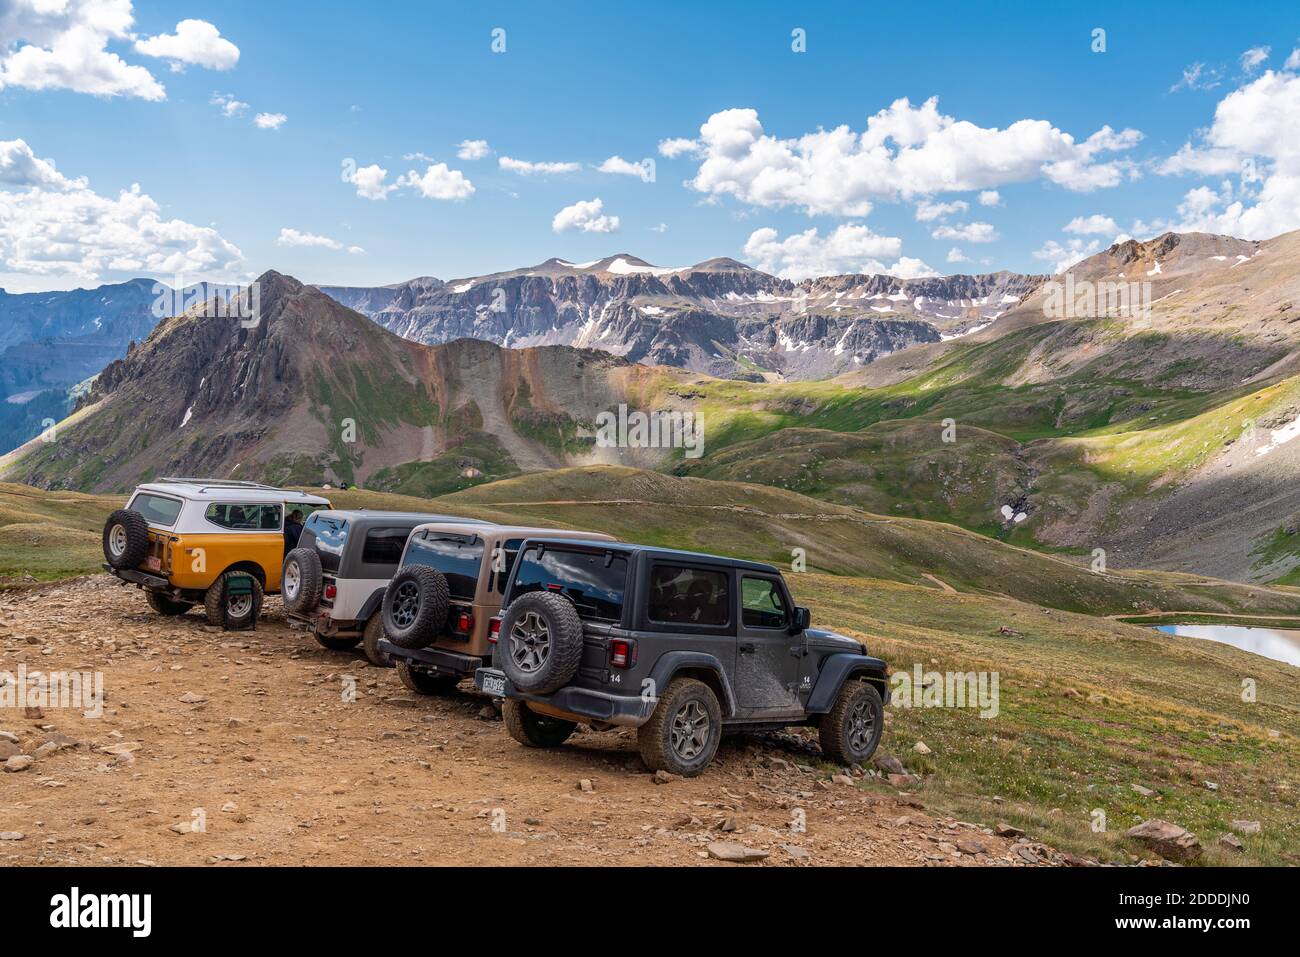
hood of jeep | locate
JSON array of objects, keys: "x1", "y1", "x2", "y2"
[{"x1": 806, "y1": 627, "x2": 868, "y2": 656}]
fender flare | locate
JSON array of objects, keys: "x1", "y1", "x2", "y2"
[
  {"x1": 357, "y1": 586, "x2": 387, "y2": 622},
  {"x1": 806, "y1": 653, "x2": 890, "y2": 713},
  {"x1": 648, "y1": 651, "x2": 738, "y2": 717}
]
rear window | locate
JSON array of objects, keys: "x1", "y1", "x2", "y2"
[
  {"x1": 510, "y1": 546, "x2": 627, "y2": 622},
  {"x1": 131, "y1": 492, "x2": 182, "y2": 527},
  {"x1": 361, "y1": 526, "x2": 414, "y2": 567},
  {"x1": 205, "y1": 502, "x2": 282, "y2": 530},
  {"x1": 305, "y1": 513, "x2": 349, "y2": 572},
  {"x1": 404, "y1": 532, "x2": 484, "y2": 600}
]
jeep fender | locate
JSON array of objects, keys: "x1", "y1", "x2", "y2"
[
  {"x1": 356, "y1": 587, "x2": 387, "y2": 622},
  {"x1": 647, "y1": 651, "x2": 738, "y2": 718},
  {"x1": 806, "y1": 653, "x2": 890, "y2": 713}
]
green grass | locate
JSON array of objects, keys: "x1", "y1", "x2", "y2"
[{"x1": 3, "y1": 470, "x2": 1297, "y2": 863}]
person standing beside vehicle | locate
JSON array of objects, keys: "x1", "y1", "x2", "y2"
[{"x1": 284, "y1": 509, "x2": 305, "y2": 554}]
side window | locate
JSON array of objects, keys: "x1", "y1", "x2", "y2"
[
  {"x1": 361, "y1": 526, "x2": 414, "y2": 566},
  {"x1": 205, "y1": 502, "x2": 282, "y2": 530},
  {"x1": 647, "y1": 564, "x2": 730, "y2": 627},
  {"x1": 130, "y1": 493, "x2": 182, "y2": 527},
  {"x1": 741, "y1": 577, "x2": 789, "y2": 629}
]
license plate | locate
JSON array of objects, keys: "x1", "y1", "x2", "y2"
[
  {"x1": 481, "y1": 673, "x2": 506, "y2": 697},
  {"x1": 144, "y1": 556, "x2": 161, "y2": 572}
]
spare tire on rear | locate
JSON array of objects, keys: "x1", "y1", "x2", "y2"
[
  {"x1": 281, "y1": 547, "x2": 322, "y2": 614},
  {"x1": 382, "y1": 564, "x2": 450, "y2": 649},
  {"x1": 498, "y1": 591, "x2": 584, "y2": 695},
  {"x1": 103, "y1": 509, "x2": 150, "y2": 570}
]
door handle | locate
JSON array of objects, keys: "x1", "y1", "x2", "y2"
[{"x1": 738, "y1": 642, "x2": 756, "y2": 654}]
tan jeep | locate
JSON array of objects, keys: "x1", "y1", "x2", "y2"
[{"x1": 375, "y1": 522, "x2": 616, "y2": 695}]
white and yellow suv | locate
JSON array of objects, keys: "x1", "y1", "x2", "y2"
[{"x1": 102, "y1": 478, "x2": 331, "y2": 627}]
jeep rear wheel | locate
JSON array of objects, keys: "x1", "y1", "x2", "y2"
[
  {"x1": 637, "y1": 677, "x2": 722, "y2": 777},
  {"x1": 281, "y1": 547, "x2": 322, "y2": 614},
  {"x1": 397, "y1": 662, "x2": 460, "y2": 696},
  {"x1": 498, "y1": 592, "x2": 584, "y2": 695},
  {"x1": 819, "y1": 681, "x2": 883, "y2": 766},
  {"x1": 382, "y1": 565, "x2": 450, "y2": 649},
  {"x1": 102, "y1": 509, "x2": 150, "y2": 570},
  {"x1": 362, "y1": 614, "x2": 392, "y2": 667},
  {"x1": 503, "y1": 699, "x2": 576, "y2": 748},
  {"x1": 204, "y1": 570, "x2": 264, "y2": 629},
  {"x1": 145, "y1": 590, "x2": 193, "y2": 616}
]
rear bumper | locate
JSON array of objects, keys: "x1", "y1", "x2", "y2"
[
  {"x1": 103, "y1": 562, "x2": 169, "y2": 590},
  {"x1": 379, "y1": 639, "x2": 484, "y2": 677},
  {"x1": 474, "y1": 668, "x2": 654, "y2": 728}
]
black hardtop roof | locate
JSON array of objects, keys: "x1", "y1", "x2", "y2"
[
  {"x1": 518, "y1": 537, "x2": 781, "y2": 574},
  {"x1": 311, "y1": 509, "x2": 491, "y2": 527}
]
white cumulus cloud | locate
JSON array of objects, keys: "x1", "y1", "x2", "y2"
[
  {"x1": 931, "y1": 221, "x2": 999, "y2": 243},
  {"x1": 657, "y1": 137, "x2": 700, "y2": 158},
  {"x1": 0, "y1": 137, "x2": 243, "y2": 286},
  {"x1": 914, "y1": 198, "x2": 968, "y2": 221},
  {"x1": 134, "y1": 19, "x2": 239, "y2": 71},
  {"x1": 946, "y1": 247, "x2": 970, "y2": 263},
  {"x1": 277, "y1": 228, "x2": 343, "y2": 250},
  {"x1": 978, "y1": 189, "x2": 1002, "y2": 206},
  {"x1": 346, "y1": 163, "x2": 396, "y2": 200},
  {"x1": 457, "y1": 139, "x2": 490, "y2": 160},
  {"x1": 1032, "y1": 237, "x2": 1101, "y2": 274},
  {"x1": 597, "y1": 155, "x2": 654, "y2": 182},
  {"x1": 253, "y1": 112, "x2": 286, "y2": 130},
  {"x1": 742, "y1": 223, "x2": 913, "y2": 280},
  {"x1": 1156, "y1": 68, "x2": 1300, "y2": 239},
  {"x1": 210, "y1": 91, "x2": 248, "y2": 117},
  {"x1": 1063, "y1": 214, "x2": 1120, "y2": 235},
  {"x1": 500, "y1": 156, "x2": 580, "y2": 175},
  {"x1": 552, "y1": 198, "x2": 619, "y2": 233},
  {"x1": 399, "y1": 163, "x2": 474, "y2": 200},
  {"x1": 683, "y1": 99, "x2": 1141, "y2": 216},
  {"x1": 0, "y1": 0, "x2": 165, "y2": 99}
]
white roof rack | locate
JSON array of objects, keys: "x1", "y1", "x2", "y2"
[{"x1": 157, "y1": 477, "x2": 285, "y2": 492}]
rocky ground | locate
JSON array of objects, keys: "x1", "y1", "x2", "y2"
[{"x1": 0, "y1": 575, "x2": 1079, "y2": 867}]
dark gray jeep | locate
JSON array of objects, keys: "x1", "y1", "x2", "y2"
[{"x1": 474, "y1": 539, "x2": 889, "y2": 777}]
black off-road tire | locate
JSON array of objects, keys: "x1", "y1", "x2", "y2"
[
  {"x1": 203, "y1": 570, "x2": 263, "y2": 628},
  {"x1": 819, "y1": 680, "x2": 884, "y2": 766},
  {"x1": 362, "y1": 614, "x2": 392, "y2": 667},
  {"x1": 497, "y1": 591, "x2": 584, "y2": 695},
  {"x1": 102, "y1": 509, "x2": 150, "y2": 570},
  {"x1": 637, "y1": 677, "x2": 722, "y2": 777},
  {"x1": 396, "y1": 662, "x2": 460, "y2": 696},
  {"x1": 382, "y1": 565, "x2": 450, "y2": 649},
  {"x1": 281, "y1": 547, "x2": 322, "y2": 614},
  {"x1": 314, "y1": 631, "x2": 362, "y2": 651},
  {"x1": 145, "y1": 590, "x2": 193, "y2": 616},
  {"x1": 503, "y1": 699, "x2": 576, "y2": 748}
]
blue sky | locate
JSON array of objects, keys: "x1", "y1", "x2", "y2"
[{"x1": 1, "y1": 0, "x2": 1298, "y2": 292}]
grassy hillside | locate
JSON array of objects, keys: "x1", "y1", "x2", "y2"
[{"x1": 3, "y1": 471, "x2": 1296, "y2": 864}]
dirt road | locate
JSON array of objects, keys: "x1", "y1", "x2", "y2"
[{"x1": 1, "y1": 576, "x2": 1062, "y2": 867}]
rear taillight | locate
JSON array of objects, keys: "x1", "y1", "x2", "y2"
[
  {"x1": 609, "y1": 638, "x2": 637, "y2": 669},
  {"x1": 546, "y1": 583, "x2": 563, "y2": 592},
  {"x1": 323, "y1": 583, "x2": 337, "y2": 600},
  {"x1": 455, "y1": 612, "x2": 474, "y2": 633},
  {"x1": 487, "y1": 617, "x2": 502, "y2": 643}
]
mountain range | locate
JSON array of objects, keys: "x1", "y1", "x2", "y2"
[
  {"x1": 319, "y1": 254, "x2": 1046, "y2": 381},
  {"x1": 2, "y1": 229, "x2": 1299, "y2": 586}
]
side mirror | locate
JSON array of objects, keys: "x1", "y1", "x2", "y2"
[{"x1": 790, "y1": 606, "x2": 811, "y2": 633}]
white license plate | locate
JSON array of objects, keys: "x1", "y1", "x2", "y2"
[{"x1": 481, "y1": 674, "x2": 506, "y2": 697}]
